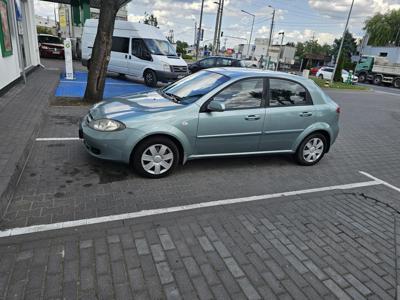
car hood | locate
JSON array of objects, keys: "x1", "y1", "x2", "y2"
[{"x1": 89, "y1": 91, "x2": 183, "y2": 121}]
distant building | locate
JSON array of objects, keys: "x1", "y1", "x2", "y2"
[
  {"x1": 35, "y1": 15, "x2": 57, "y2": 33},
  {"x1": 90, "y1": 6, "x2": 128, "y2": 21},
  {"x1": 354, "y1": 35, "x2": 400, "y2": 63}
]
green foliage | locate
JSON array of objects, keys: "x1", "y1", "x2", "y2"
[
  {"x1": 332, "y1": 30, "x2": 357, "y2": 59},
  {"x1": 176, "y1": 40, "x2": 189, "y2": 55},
  {"x1": 311, "y1": 77, "x2": 368, "y2": 90},
  {"x1": 36, "y1": 26, "x2": 53, "y2": 35},
  {"x1": 295, "y1": 40, "x2": 332, "y2": 59},
  {"x1": 334, "y1": 53, "x2": 344, "y2": 82},
  {"x1": 364, "y1": 9, "x2": 400, "y2": 46},
  {"x1": 143, "y1": 12, "x2": 158, "y2": 27}
]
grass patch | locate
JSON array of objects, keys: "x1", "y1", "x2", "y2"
[{"x1": 310, "y1": 77, "x2": 369, "y2": 90}]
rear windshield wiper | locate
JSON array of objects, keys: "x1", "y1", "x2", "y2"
[{"x1": 165, "y1": 92, "x2": 183, "y2": 103}]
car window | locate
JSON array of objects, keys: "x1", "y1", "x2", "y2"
[
  {"x1": 217, "y1": 58, "x2": 233, "y2": 67},
  {"x1": 38, "y1": 35, "x2": 62, "y2": 44},
  {"x1": 162, "y1": 70, "x2": 230, "y2": 104},
  {"x1": 131, "y1": 38, "x2": 150, "y2": 60},
  {"x1": 111, "y1": 37, "x2": 129, "y2": 53},
  {"x1": 199, "y1": 58, "x2": 215, "y2": 68},
  {"x1": 213, "y1": 78, "x2": 263, "y2": 110},
  {"x1": 269, "y1": 79, "x2": 309, "y2": 107}
]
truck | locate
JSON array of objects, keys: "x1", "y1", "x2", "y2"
[{"x1": 355, "y1": 55, "x2": 400, "y2": 88}]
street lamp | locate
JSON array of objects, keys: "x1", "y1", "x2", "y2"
[
  {"x1": 241, "y1": 9, "x2": 255, "y2": 60},
  {"x1": 195, "y1": 0, "x2": 205, "y2": 60},
  {"x1": 276, "y1": 30, "x2": 284, "y2": 71}
]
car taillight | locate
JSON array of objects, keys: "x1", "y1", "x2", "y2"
[{"x1": 336, "y1": 106, "x2": 341, "y2": 114}]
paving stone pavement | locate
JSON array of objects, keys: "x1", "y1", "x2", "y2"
[
  {"x1": 0, "y1": 67, "x2": 59, "y2": 217},
  {"x1": 1, "y1": 187, "x2": 400, "y2": 299}
]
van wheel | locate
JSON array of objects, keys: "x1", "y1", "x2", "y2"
[
  {"x1": 132, "y1": 136, "x2": 179, "y2": 178},
  {"x1": 144, "y1": 70, "x2": 157, "y2": 87},
  {"x1": 295, "y1": 133, "x2": 327, "y2": 166},
  {"x1": 393, "y1": 78, "x2": 400, "y2": 89},
  {"x1": 87, "y1": 59, "x2": 91, "y2": 70}
]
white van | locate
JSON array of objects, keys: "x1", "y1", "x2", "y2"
[{"x1": 81, "y1": 19, "x2": 188, "y2": 87}]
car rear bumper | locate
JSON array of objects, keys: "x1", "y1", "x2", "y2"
[{"x1": 40, "y1": 48, "x2": 64, "y2": 58}]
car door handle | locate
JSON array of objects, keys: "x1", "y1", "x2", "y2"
[
  {"x1": 245, "y1": 115, "x2": 261, "y2": 121},
  {"x1": 299, "y1": 112, "x2": 313, "y2": 117}
]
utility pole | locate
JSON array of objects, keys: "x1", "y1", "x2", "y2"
[
  {"x1": 276, "y1": 31, "x2": 284, "y2": 71},
  {"x1": 331, "y1": 0, "x2": 354, "y2": 84},
  {"x1": 241, "y1": 10, "x2": 255, "y2": 60},
  {"x1": 216, "y1": 0, "x2": 224, "y2": 55},
  {"x1": 265, "y1": 6, "x2": 275, "y2": 70},
  {"x1": 194, "y1": 21, "x2": 197, "y2": 45},
  {"x1": 195, "y1": 0, "x2": 205, "y2": 60},
  {"x1": 213, "y1": 0, "x2": 222, "y2": 55}
]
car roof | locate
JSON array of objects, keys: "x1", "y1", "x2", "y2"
[
  {"x1": 206, "y1": 68, "x2": 309, "y2": 83},
  {"x1": 201, "y1": 56, "x2": 238, "y2": 60}
]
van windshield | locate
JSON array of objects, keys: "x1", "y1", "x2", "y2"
[
  {"x1": 143, "y1": 39, "x2": 177, "y2": 56},
  {"x1": 160, "y1": 70, "x2": 230, "y2": 104},
  {"x1": 38, "y1": 35, "x2": 62, "y2": 44}
]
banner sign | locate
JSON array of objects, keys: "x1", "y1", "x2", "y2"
[{"x1": 64, "y1": 38, "x2": 74, "y2": 80}]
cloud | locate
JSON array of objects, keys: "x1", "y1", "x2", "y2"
[{"x1": 34, "y1": 0, "x2": 57, "y2": 18}]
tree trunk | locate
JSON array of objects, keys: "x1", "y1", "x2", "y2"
[{"x1": 83, "y1": 0, "x2": 120, "y2": 103}]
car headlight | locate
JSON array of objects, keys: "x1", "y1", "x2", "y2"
[
  {"x1": 89, "y1": 118, "x2": 125, "y2": 132},
  {"x1": 163, "y1": 63, "x2": 170, "y2": 72}
]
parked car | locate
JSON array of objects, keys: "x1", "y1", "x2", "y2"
[
  {"x1": 316, "y1": 67, "x2": 358, "y2": 83},
  {"x1": 310, "y1": 66, "x2": 321, "y2": 76},
  {"x1": 82, "y1": 19, "x2": 188, "y2": 87},
  {"x1": 188, "y1": 56, "x2": 245, "y2": 73},
  {"x1": 38, "y1": 34, "x2": 64, "y2": 58},
  {"x1": 80, "y1": 68, "x2": 340, "y2": 178}
]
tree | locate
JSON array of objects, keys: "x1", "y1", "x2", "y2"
[
  {"x1": 83, "y1": 0, "x2": 126, "y2": 103},
  {"x1": 176, "y1": 40, "x2": 189, "y2": 56},
  {"x1": 364, "y1": 9, "x2": 400, "y2": 46},
  {"x1": 36, "y1": 26, "x2": 53, "y2": 35},
  {"x1": 295, "y1": 42, "x2": 305, "y2": 58},
  {"x1": 332, "y1": 30, "x2": 357, "y2": 59},
  {"x1": 333, "y1": 53, "x2": 344, "y2": 82},
  {"x1": 144, "y1": 13, "x2": 158, "y2": 27}
]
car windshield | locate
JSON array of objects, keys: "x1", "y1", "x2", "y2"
[
  {"x1": 143, "y1": 39, "x2": 177, "y2": 56},
  {"x1": 38, "y1": 35, "x2": 62, "y2": 44},
  {"x1": 161, "y1": 71, "x2": 230, "y2": 104}
]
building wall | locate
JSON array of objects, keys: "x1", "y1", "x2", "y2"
[{"x1": 0, "y1": 0, "x2": 40, "y2": 91}]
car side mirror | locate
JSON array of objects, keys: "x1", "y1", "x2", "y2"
[{"x1": 207, "y1": 100, "x2": 225, "y2": 112}]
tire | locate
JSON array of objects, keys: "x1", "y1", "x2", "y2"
[
  {"x1": 132, "y1": 136, "x2": 179, "y2": 178},
  {"x1": 144, "y1": 69, "x2": 157, "y2": 87},
  {"x1": 87, "y1": 59, "x2": 91, "y2": 71},
  {"x1": 295, "y1": 133, "x2": 327, "y2": 166},
  {"x1": 118, "y1": 73, "x2": 126, "y2": 79},
  {"x1": 318, "y1": 74, "x2": 323, "y2": 79},
  {"x1": 393, "y1": 78, "x2": 400, "y2": 89},
  {"x1": 373, "y1": 75, "x2": 382, "y2": 85},
  {"x1": 358, "y1": 73, "x2": 366, "y2": 83}
]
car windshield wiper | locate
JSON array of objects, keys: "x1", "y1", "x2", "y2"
[{"x1": 165, "y1": 92, "x2": 183, "y2": 103}]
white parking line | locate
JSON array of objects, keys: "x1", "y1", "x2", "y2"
[
  {"x1": 36, "y1": 137, "x2": 80, "y2": 141},
  {"x1": 0, "y1": 177, "x2": 383, "y2": 238},
  {"x1": 359, "y1": 171, "x2": 400, "y2": 193}
]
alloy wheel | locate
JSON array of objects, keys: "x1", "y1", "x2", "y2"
[
  {"x1": 141, "y1": 144, "x2": 174, "y2": 175},
  {"x1": 303, "y1": 138, "x2": 324, "y2": 163}
]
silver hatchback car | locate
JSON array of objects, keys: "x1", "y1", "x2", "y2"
[{"x1": 80, "y1": 68, "x2": 340, "y2": 178}]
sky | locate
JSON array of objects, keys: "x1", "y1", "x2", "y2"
[{"x1": 34, "y1": 0, "x2": 400, "y2": 48}]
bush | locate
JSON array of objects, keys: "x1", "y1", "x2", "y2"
[
  {"x1": 182, "y1": 54, "x2": 192, "y2": 60},
  {"x1": 333, "y1": 53, "x2": 344, "y2": 82}
]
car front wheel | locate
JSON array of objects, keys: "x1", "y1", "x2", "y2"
[
  {"x1": 295, "y1": 133, "x2": 327, "y2": 166},
  {"x1": 318, "y1": 74, "x2": 323, "y2": 79},
  {"x1": 132, "y1": 137, "x2": 179, "y2": 178},
  {"x1": 144, "y1": 69, "x2": 157, "y2": 87}
]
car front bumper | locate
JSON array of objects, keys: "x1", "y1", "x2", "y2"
[
  {"x1": 155, "y1": 70, "x2": 188, "y2": 82},
  {"x1": 80, "y1": 118, "x2": 143, "y2": 164}
]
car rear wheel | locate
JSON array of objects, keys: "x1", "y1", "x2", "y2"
[
  {"x1": 295, "y1": 133, "x2": 327, "y2": 166},
  {"x1": 318, "y1": 74, "x2": 323, "y2": 79},
  {"x1": 144, "y1": 69, "x2": 157, "y2": 87},
  {"x1": 132, "y1": 137, "x2": 179, "y2": 178}
]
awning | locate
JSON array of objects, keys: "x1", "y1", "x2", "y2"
[{"x1": 41, "y1": 0, "x2": 130, "y2": 9}]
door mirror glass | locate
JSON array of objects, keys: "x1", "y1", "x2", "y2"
[{"x1": 207, "y1": 100, "x2": 225, "y2": 112}]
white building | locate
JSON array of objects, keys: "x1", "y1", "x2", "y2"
[
  {"x1": 35, "y1": 15, "x2": 57, "y2": 29},
  {"x1": 0, "y1": 0, "x2": 40, "y2": 92}
]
